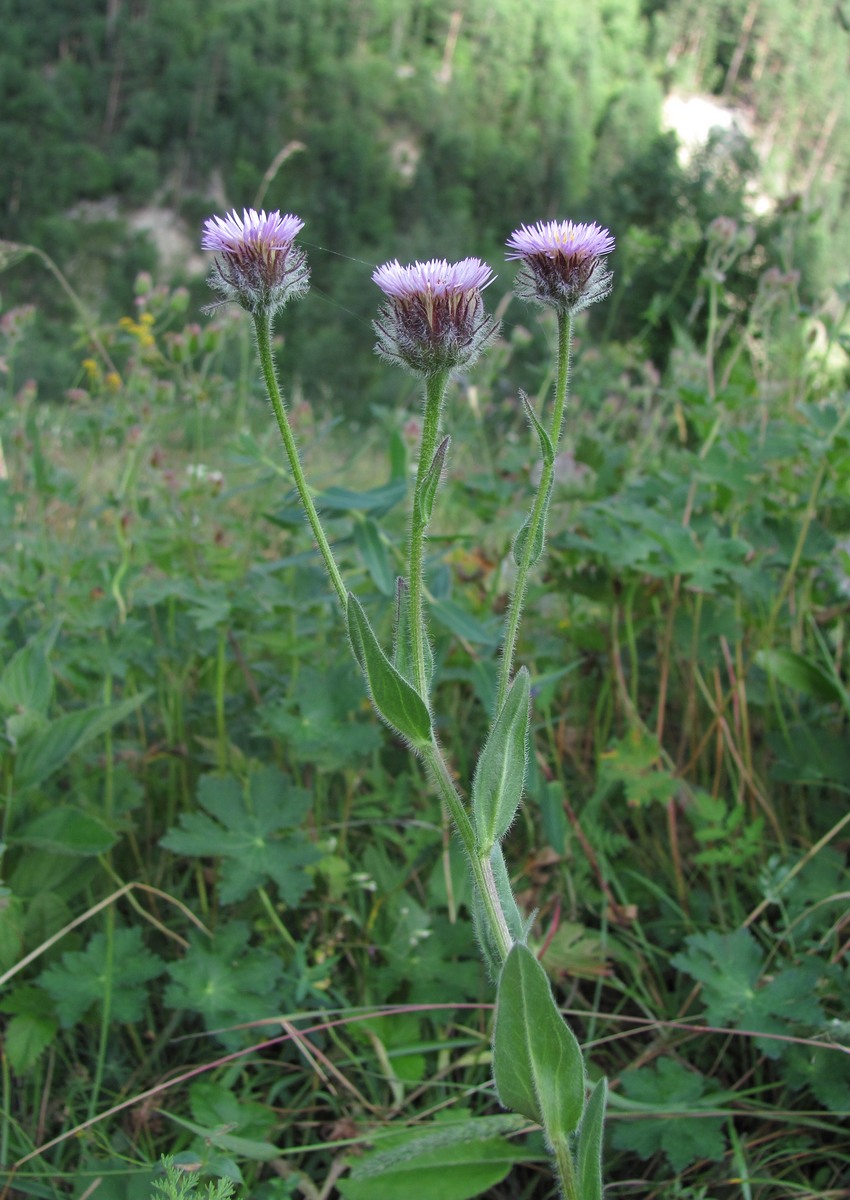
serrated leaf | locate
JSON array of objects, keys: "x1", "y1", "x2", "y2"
[
  {"x1": 473, "y1": 668, "x2": 530, "y2": 852},
  {"x1": 671, "y1": 929, "x2": 824, "y2": 1054},
  {"x1": 609, "y1": 1059, "x2": 727, "y2": 1173},
  {"x1": 0, "y1": 986, "x2": 58, "y2": 1073},
  {"x1": 353, "y1": 518, "x2": 396, "y2": 596},
  {"x1": 493, "y1": 942, "x2": 585, "y2": 1136},
  {"x1": 416, "y1": 435, "x2": 450, "y2": 526},
  {"x1": 347, "y1": 593, "x2": 432, "y2": 746},
  {"x1": 39, "y1": 927, "x2": 165, "y2": 1029},
  {"x1": 161, "y1": 766, "x2": 318, "y2": 905},
  {"x1": 520, "y1": 391, "x2": 554, "y2": 467},
  {"x1": 577, "y1": 1077, "x2": 607, "y2": 1200},
  {"x1": 14, "y1": 691, "x2": 149, "y2": 791},
  {"x1": 164, "y1": 922, "x2": 285, "y2": 1048},
  {"x1": 3, "y1": 1011, "x2": 59, "y2": 1074},
  {"x1": 512, "y1": 477, "x2": 553, "y2": 568}
]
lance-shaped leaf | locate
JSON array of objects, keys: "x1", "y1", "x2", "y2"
[
  {"x1": 513, "y1": 476, "x2": 553, "y2": 568},
  {"x1": 416, "y1": 435, "x2": 450, "y2": 526},
  {"x1": 520, "y1": 390, "x2": 554, "y2": 468},
  {"x1": 493, "y1": 943, "x2": 585, "y2": 1135},
  {"x1": 347, "y1": 593, "x2": 432, "y2": 748},
  {"x1": 392, "y1": 577, "x2": 433, "y2": 689},
  {"x1": 576, "y1": 1077, "x2": 607, "y2": 1200},
  {"x1": 472, "y1": 668, "x2": 530, "y2": 852}
]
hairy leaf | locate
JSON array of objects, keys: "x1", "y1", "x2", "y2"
[
  {"x1": 493, "y1": 943, "x2": 585, "y2": 1137},
  {"x1": 472, "y1": 667, "x2": 530, "y2": 852},
  {"x1": 347, "y1": 592, "x2": 432, "y2": 746}
]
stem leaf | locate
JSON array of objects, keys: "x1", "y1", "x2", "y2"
[
  {"x1": 576, "y1": 1077, "x2": 607, "y2": 1200},
  {"x1": 416, "y1": 434, "x2": 450, "y2": 526},
  {"x1": 472, "y1": 668, "x2": 531, "y2": 852},
  {"x1": 347, "y1": 593, "x2": 432, "y2": 747},
  {"x1": 493, "y1": 943, "x2": 585, "y2": 1135},
  {"x1": 392, "y1": 578, "x2": 434, "y2": 689},
  {"x1": 472, "y1": 845, "x2": 526, "y2": 978},
  {"x1": 520, "y1": 390, "x2": 554, "y2": 467},
  {"x1": 512, "y1": 476, "x2": 553, "y2": 568}
]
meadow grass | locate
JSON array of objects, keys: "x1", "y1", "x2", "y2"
[{"x1": 1, "y1": 263, "x2": 849, "y2": 1199}]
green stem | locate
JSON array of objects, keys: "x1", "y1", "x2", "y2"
[
  {"x1": 88, "y1": 904, "x2": 115, "y2": 1122},
  {"x1": 215, "y1": 626, "x2": 228, "y2": 771},
  {"x1": 422, "y1": 740, "x2": 512, "y2": 962},
  {"x1": 551, "y1": 1132, "x2": 579, "y2": 1200},
  {"x1": 497, "y1": 311, "x2": 573, "y2": 712},
  {"x1": 254, "y1": 311, "x2": 347, "y2": 613},
  {"x1": 258, "y1": 885, "x2": 298, "y2": 952},
  {"x1": 408, "y1": 370, "x2": 450, "y2": 697}
]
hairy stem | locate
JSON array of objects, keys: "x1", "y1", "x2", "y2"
[
  {"x1": 408, "y1": 370, "x2": 450, "y2": 697},
  {"x1": 254, "y1": 311, "x2": 347, "y2": 612},
  {"x1": 422, "y1": 739, "x2": 513, "y2": 962},
  {"x1": 497, "y1": 311, "x2": 573, "y2": 712},
  {"x1": 551, "y1": 1132, "x2": 579, "y2": 1200}
]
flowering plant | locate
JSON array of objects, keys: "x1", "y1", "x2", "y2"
[{"x1": 202, "y1": 206, "x2": 615, "y2": 1198}]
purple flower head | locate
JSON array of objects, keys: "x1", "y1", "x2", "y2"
[
  {"x1": 506, "y1": 219, "x2": 615, "y2": 315},
  {"x1": 202, "y1": 208, "x2": 309, "y2": 316},
  {"x1": 372, "y1": 257, "x2": 500, "y2": 376}
]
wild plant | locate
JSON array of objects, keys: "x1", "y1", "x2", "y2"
[{"x1": 200, "y1": 208, "x2": 616, "y2": 1197}]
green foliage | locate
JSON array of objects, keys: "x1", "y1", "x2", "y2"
[
  {"x1": 493, "y1": 943, "x2": 585, "y2": 1136},
  {"x1": 337, "y1": 1116, "x2": 531, "y2": 1200},
  {"x1": 347, "y1": 592, "x2": 433, "y2": 745},
  {"x1": 2, "y1": 168, "x2": 850, "y2": 1199},
  {"x1": 164, "y1": 922, "x2": 287, "y2": 1048},
  {"x1": 39, "y1": 927, "x2": 165, "y2": 1028},
  {"x1": 610, "y1": 1059, "x2": 727, "y2": 1173},
  {"x1": 161, "y1": 766, "x2": 319, "y2": 906},
  {"x1": 151, "y1": 1158, "x2": 237, "y2": 1200},
  {"x1": 471, "y1": 667, "x2": 530, "y2": 853},
  {"x1": 671, "y1": 929, "x2": 825, "y2": 1055}
]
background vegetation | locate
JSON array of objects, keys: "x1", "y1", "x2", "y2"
[{"x1": 1, "y1": 1, "x2": 850, "y2": 1198}]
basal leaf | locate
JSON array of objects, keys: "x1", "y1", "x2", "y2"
[
  {"x1": 756, "y1": 648, "x2": 844, "y2": 706},
  {"x1": 315, "y1": 479, "x2": 406, "y2": 514},
  {"x1": 347, "y1": 593, "x2": 432, "y2": 746},
  {"x1": 0, "y1": 637, "x2": 54, "y2": 716},
  {"x1": 14, "y1": 807, "x2": 117, "y2": 857},
  {"x1": 14, "y1": 692, "x2": 149, "y2": 791},
  {"x1": 472, "y1": 668, "x2": 530, "y2": 852},
  {"x1": 609, "y1": 1059, "x2": 727, "y2": 1173},
  {"x1": 164, "y1": 922, "x2": 284, "y2": 1048},
  {"x1": 39, "y1": 928, "x2": 165, "y2": 1029},
  {"x1": 161, "y1": 767, "x2": 318, "y2": 905},
  {"x1": 493, "y1": 943, "x2": 585, "y2": 1137},
  {"x1": 429, "y1": 596, "x2": 500, "y2": 647},
  {"x1": 338, "y1": 1116, "x2": 529, "y2": 1200}
]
